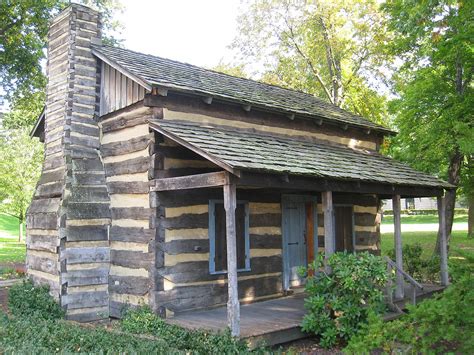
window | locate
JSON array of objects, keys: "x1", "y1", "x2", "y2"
[
  {"x1": 334, "y1": 205, "x2": 355, "y2": 252},
  {"x1": 209, "y1": 200, "x2": 250, "y2": 274}
]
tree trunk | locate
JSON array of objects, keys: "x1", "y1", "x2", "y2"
[
  {"x1": 435, "y1": 149, "x2": 463, "y2": 255},
  {"x1": 468, "y1": 195, "x2": 474, "y2": 238},
  {"x1": 19, "y1": 220, "x2": 23, "y2": 242}
]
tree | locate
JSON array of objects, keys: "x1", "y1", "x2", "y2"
[
  {"x1": 1, "y1": 0, "x2": 122, "y2": 129},
  {"x1": 384, "y1": 0, "x2": 474, "y2": 251},
  {"x1": 231, "y1": 0, "x2": 391, "y2": 125},
  {"x1": 0, "y1": 129, "x2": 43, "y2": 241}
]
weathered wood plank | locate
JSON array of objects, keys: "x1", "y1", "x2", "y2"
[
  {"x1": 105, "y1": 156, "x2": 149, "y2": 176},
  {"x1": 152, "y1": 171, "x2": 228, "y2": 192},
  {"x1": 66, "y1": 225, "x2": 108, "y2": 242},
  {"x1": 109, "y1": 226, "x2": 155, "y2": 243},
  {"x1": 109, "y1": 275, "x2": 150, "y2": 295},
  {"x1": 64, "y1": 247, "x2": 110, "y2": 264},
  {"x1": 107, "y1": 181, "x2": 150, "y2": 194},
  {"x1": 101, "y1": 134, "x2": 152, "y2": 157},
  {"x1": 393, "y1": 194, "x2": 404, "y2": 298}
]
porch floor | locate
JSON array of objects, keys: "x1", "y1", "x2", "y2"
[{"x1": 167, "y1": 284, "x2": 445, "y2": 347}]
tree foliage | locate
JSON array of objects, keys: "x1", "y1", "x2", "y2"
[
  {"x1": 0, "y1": 129, "x2": 43, "y2": 240},
  {"x1": 383, "y1": 0, "x2": 474, "y2": 245},
  {"x1": 231, "y1": 0, "x2": 391, "y2": 125},
  {"x1": 0, "y1": 0, "x2": 122, "y2": 129}
]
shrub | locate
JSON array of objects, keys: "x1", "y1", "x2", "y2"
[
  {"x1": 387, "y1": 243, "x2": 439, "y2": 282},
  {"x1": 120, "y1": 306, "x2": 254, "y2": 354},
  {"x1": 0, "y1": 311, "x2": 171, "y2": 353},
  {"x1": 345, "y1": 273, "x2": 474, "y2": 353},
  {"x1": 8, "y1": 280, "x2": 65, "y2": 320},
  {"x1": 299, "y1": 252, "x2": 389, "y2": 348}
]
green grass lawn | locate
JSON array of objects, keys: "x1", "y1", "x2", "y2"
[
  {"x1": 381, "y1": 230, "x2": 473, "y2": 258},
  {"x1": 382, "y1": 214, "x2": 468, "y2": 224},
  {"x1": 0, "y1": 214, "x2": 26, "y2": 265}
]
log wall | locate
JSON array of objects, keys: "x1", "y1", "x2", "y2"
[
  {"x1": 100, "y1": 103, "x2": 156, "y2": 317},
  {"x1": 144, "y1": 93, "x2": 383, "y2": 151}
]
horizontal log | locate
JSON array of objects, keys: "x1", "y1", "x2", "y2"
[
  {"x1": 38, "y1": 168, "x2": 65, "y2": 185},
  {"x1": 151, "y1": 171, "x2": 228, "y2": 192},
  {"x1": 26, "y1": 212, "x2": 58, "y2": 230},
  {"x1": 64, "y1": 247, "x2": 110, "y2": 264},
  {"x1": 71, "y1": 172, "x2": 106, "y2": 185},
  {"x1": 107, "y1": 181, "x2": 150, "y2": 194},
  {"x1": 160, "y1": 213, "x2": 208, "y2": 229},
  {"x1": 109, "y1": 275, "x2": 150, "y2": 295},
  {"x1": 249, "y1": 213, "x2": 281, "y2": 227},
  {"x1": 71, "y1": 158, "x2": 104, "y2": 172},
  {"x1": 62, "y1": 291, "x2": 109, "y2": 309},
  {"x1": 66, "y1": 225, "x2": 108, "y2": 242},
  {"x1": 35, "y1": 181, "x2": 63, "y2": 198},
  {"x1": 156, "y1": 274, "x2": 282, "y2": 312},
  {"x1": 28, "y1": 198, "x2": 61, "y2": 214},
  {"x1": 105, "y1": 156, "x2": 150, "y2": 176},
  {"x1": 69, "y1": 186, "x2": 110, "y2": 203},
  {"x1": 27, "y1": 254, "x2": 58, "y2": 275},
  {"x1": 64, "y1": 267, "x2": 109, "y2": 286},
  {"x1": 101, "y1": 134, "x2": 152, "y2": 157},
  {"x1": 159, "y1": 255, "x2": 282, "y2": 284},
  {"x1": 111, "y1": 250, "x2": 152, "y2": 269},
  {"x1": 109, "y1": 226, "x2": 155, "y2": 243},
  {"x1": 163, "y1": 239, "x2": 209, "y2": 255},
  {"x1": 355, "y1": 231, "x2": 380, "y2": 246},
  {"x1": 27, "y1": 234, "x2": 58, "y2": 253},
  {"x1": 111, "y1": 207, "x2": 152, "y2": 220},
  {"x1": 66, "y1": 202, "x2": 111, "y2": 219},
  {"x1": 354, "y1": 212, "x2": 377, "y2": 226},
  {"x1": 250, "y1": 234, "x2": 282, "y2": 249},
  {"x1": 101, "y1": 111, "x2": 149, "y2": 133}
]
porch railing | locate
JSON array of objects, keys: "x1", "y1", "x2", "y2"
[{"x1": 385, "y1": 256, "x2": 424, "y2": 308}]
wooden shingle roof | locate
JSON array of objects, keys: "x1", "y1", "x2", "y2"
[
  {"x1": 149, "y1": 120, "x2": 451, "y2": 189},
  {"x1": 92, "y1": 45, "x2": 394, "y2": 135}
]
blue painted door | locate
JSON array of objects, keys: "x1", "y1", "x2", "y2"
[{"x1": 283, "y1": 200, "x2": 307, "y2": 288}]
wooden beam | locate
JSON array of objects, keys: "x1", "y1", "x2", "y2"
[
  {"x1": 438, "y1": 196, "x2": 449, "y2": 286},
  {"x1": 223, "y1": 181, "x2": 240, "y2": 337},
  {"x1": 152, "y1": 87, "x2": 168, "y2": 97},
  {"x1": 149, "y1": 122, "x2": 241, "y2": 177},
  {"x1": 287, "y1": 113, "x2": 295, "y2": 120},
  {"x1": 234, "y1": 171, "x2": 444, "y2": 198},
  {"x1": 393, "y1": 194, "x2": 404, "y2": 299},
  {"x1": 306, "y1": 202, "x2": 315, "y2": 272},
  {"x1": 322, "y1": 191, "x2": 335, "y2": 269},
  {"x1": 151, "y1": 171, "x2": 229, "y2": 191}
]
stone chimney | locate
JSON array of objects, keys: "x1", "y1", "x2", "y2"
[{"x1": 26, "y1": 4, "x2": 111, "y2": 321}]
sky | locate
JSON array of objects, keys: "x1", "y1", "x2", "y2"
[{"x1": 115, "y1": 0, "x2": 241, "y2": 69}]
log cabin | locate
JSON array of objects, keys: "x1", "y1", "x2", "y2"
[{"x1": 27, "y1": 4, "x2": 452, "y2": 340}]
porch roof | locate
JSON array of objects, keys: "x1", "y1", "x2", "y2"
[{"x1": 149, "y1": 120, "x2": 452, "y2": 190}]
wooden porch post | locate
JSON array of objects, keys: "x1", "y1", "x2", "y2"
[
  {"x1": 322, "y1": 191, "x2": 335, "y2": 269},
  {"x1": 223, "y1": 182, "x2": 240, "y2": 337},
  {"x1": 438, "y1": 196, "x2": 449, "y2": 286},
  {"x1": 392, "y1": 195, "x2": 404, "y2": 299}
]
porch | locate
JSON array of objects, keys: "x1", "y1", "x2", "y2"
[{"x1": 167, "y1": 283, "x2": 445, "y2": 347}]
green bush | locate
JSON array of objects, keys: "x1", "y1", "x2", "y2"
[
  {"x1": 0, "y1": 311, "x2": 172, "y2": 353},
  {"x1": 299, "y1": 252, "x2": 389, "y2": 348},
  {"x1": 345, "y1": 273, "x2": 474, "y2": 353},
  {"x1": 8, "y1": 280, "x2": 65, "y2": 320},
  {"x1": 387, "y1": 243, "x2": 439, "y2": 282},
  {"x1": 120, "y1": 306, "x2": 254, "y2": 354}
]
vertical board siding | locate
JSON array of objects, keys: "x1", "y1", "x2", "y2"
[{"x1": 100, "y1": 62, "x2": 148, "y2": 116}]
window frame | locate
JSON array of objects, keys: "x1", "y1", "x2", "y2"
[{"x1": 208, "y1": 199, "x2": 250, "y2": 275}]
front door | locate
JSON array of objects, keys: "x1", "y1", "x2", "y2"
[{"x1": 282, "y1": 196, "x2": 316, "y2": 289}]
